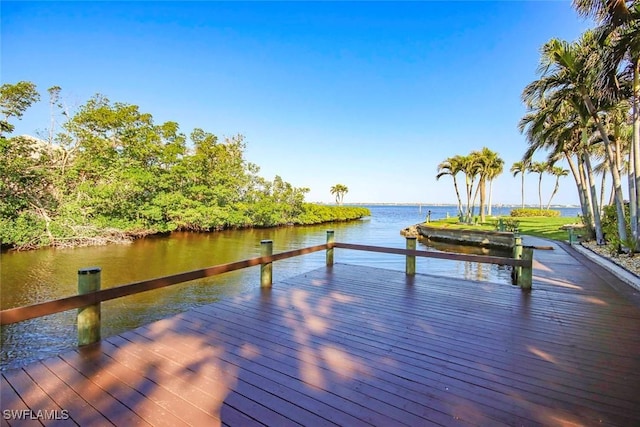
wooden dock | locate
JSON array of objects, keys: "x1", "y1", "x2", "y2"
[{"x1": 2, "y1": 240, "x2": 640, "y2": 426}]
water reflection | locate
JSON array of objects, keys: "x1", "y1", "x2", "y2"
[{"x1": 1, "y1": 206, "x2": 519, "y2": 370}]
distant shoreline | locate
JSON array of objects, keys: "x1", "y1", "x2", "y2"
[{"x1": 311, "y1": 202, "x2": 581, "y2": 208}]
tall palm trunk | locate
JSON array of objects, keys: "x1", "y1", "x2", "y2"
[
  {"x1": 583, "y1": 95, "x2": 628, "y2": 243},
  {"x1": 579, "y1": 153, "x2": 597, "y2": 236},
  {"x1": 631, "y1": 58, "x2": 640, "y2": 246},
  {"x1": 464, "y1": 175, "x2": 474, "y2": 222},
  {"x1": 546, "y1": 177, "x2": 561, "y2": 210},
  {"x1": 566, "y1": 150, "x2": 594, "y2": 238},
  {"x1": 452, "y1": 176, "x2": 463, "y2": 217},
  {"x1": 538, "y1": 173, "x2": 543, "y2": 210},
  {"x1": 487, "y1": 179, "x2": 494, "y2": 216},
  {"x1": 471, "y1": 181, "x2": 481, "y2": 221},
  {"x1": 599, "y1": 172, "x2": 606, "y2": 220},
  {"x1": 520, "y1": 173, "x2": 525, "y2": 209},
  {"x1": 479, "y1": 176, "x2": 487, "y2": 223},
  {"x1": 582, "y1": 150, "x2": 605, "y2": 244},
  {"x1": 581, "y1": 128, "x2": 605, "y2": 243}
]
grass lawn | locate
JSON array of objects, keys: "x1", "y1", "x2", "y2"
[{"x1": 427, "y1": 215, "x2": 583, "y2": 242}]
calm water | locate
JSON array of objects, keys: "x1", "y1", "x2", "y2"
[{"x1": 1, "y1": 205, "x2": 580, "y2": 370}]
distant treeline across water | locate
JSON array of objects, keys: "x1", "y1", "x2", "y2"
[{"x1": 347, "y1": 204, "x2": 582, "y2": 221}]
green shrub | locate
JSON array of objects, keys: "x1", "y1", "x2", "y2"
[
  {"x1": 510, "y1": 208, "x2": 560, "y2": 217},
  {"x1": 0, "y1": 213, "x2": 47, "y2": 248},
  {"x1": 601, "y1": 203, "x2": 635, "y2": 254},
  {"x1": 294, "y1": 204, "x2": 370, "y2": 225}
]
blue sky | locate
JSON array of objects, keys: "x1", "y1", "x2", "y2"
[{"x1": 2, "y1": 1, "x2": 593, "y2": 205}]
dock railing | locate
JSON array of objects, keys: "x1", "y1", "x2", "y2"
[{"x1": 0, "y1": 231, "x2": 533, "y2": 345}]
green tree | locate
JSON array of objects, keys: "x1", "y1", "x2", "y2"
[
  {"x1": 529, "y1": 162, "x2": 548, "y2": 211},
  {"x1": 520, "y1": 31, "x2": 622, "y2": 243},
  {"x1": 436, "y1": 156, "x2": 464, "y2": 217},
  {"x1": 574, "y1": 0, "x2": 640, "y2": 247},
  {"x1": 460, "y1": 154, "x2": 481, "y2": 223},
  {"x1": 534, "y1": 33, "x2": 627, "y2": 242},
  {"x1": 0, "y1": 81, "x2": 40, "y2": 135},
  {"x1": 0, "y1": 83, "x2": 367, "y2": 248},
  {"x1": 330, "y1": 184, "x2": 349, "y2": 205},
  {"x1": 477, "y1": 147, "x2": 504, "y2": 219},
  {"x1": 547, "y1": 166, "x2": 569, "y2": 209},
  {"x1": 510, "y1": 161, "x2": 529, "y2": 209}
]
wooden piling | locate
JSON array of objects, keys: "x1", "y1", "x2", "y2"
[
  {"x1": 406, "y1": 236, "x2": 416, "y2": 275},
  {"x1": 261, "y1": 240, "x2": 273, "y2": 288},
  {"x1": 512, "y1": 234, "x2": 522, "y2": 285},
  {"x1": 519, "y1": 247, "x2": 533, "y2": 290},
  {"x1": 77, "y1": 267, "x2": 101, "y2": 346},
  {"x1": 326, "y1": 230, "x2": 335, "y2": 266}
]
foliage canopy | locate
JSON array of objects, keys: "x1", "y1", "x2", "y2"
[{"x1": 0, "y1": 84, "x2": 368, "y2": 249}]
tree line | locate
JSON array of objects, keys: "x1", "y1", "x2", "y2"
[
  {"x1": 509, "y1": 160, "x2": 569, "y2": 211},
  {"x1": 0, "y1": 82, "x2": 368, "y2": 250},
  {"x1": 520, "y1": 0, "x2": 640, "y2": 252},
  {"x1": 436, "y1": 147, "x2": 504, "y2": 223}
]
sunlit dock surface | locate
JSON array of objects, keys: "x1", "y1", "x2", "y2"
[{"x1": 2, "y1": 239, "x2": 640, "y2": 426}]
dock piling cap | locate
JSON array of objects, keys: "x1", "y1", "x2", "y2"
[{"x1": 78, "y1": 267, "x2": 101, "y2": 275}]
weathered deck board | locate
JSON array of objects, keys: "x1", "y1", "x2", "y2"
[{"x1": 2, "y1": 240, "x2": 640, "y2": 426}]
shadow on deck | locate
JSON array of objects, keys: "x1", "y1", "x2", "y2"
[{"x1": 2, "y1": 241, "x2": 640, "y2": 426}]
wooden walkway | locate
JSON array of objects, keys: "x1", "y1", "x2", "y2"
[{"x1": 2, "y1": 239, "x2": 640, "y2": 426}]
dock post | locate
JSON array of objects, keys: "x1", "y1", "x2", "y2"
[
  {"x1": 406, "y1": 236, "x2": 416, "y2": 275},
  {"x1": 326, "y1": 230, "x2": 334, "y2": 266},
  {"x1": 78, "y1": 267, "x2": 101, "y2": 346},
  {"x1": 519, "y1": 248, "x2": 533, "y2": 290},
  {"x1": 512, "y1": 234, "x2": 522, "y2": 285},
  {"x1": 261, "y1": 240, "x2": 273, "y2": 288}
]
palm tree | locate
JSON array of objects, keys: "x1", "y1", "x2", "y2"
[
  {"x1": 510, "y1": 161, "x2": 529, "y2": 209},
  {"x1": 460, "y1": 154, "x2": 481, "y2": 223},
  {"x1": 523, "y1": 30, "x2": 627, "y2": 243},
  {"x1": 330, "y1": 184, "x2": 348, "y2": 205},
  {"x1": 574, "y1": 0, "x2": 640, "y2": 246},
  {"x1": 529, "y1": 162, "x2": 548, "y2": 211},
  {"x1": 436, "y1": 156, "x2": 464, "y2": 217},
  {"x1": 483, "y1": 149, "x2": 504, "y2": 217},
  {"x1": 547, "y1": 166, "x2": 569, "y2": 209},
  {"x1": 519, "y1": 92, "x2": 604, "y2": 243},
  {"x1": 470, "y1": 147, "x2": 504, "y2": 222}
]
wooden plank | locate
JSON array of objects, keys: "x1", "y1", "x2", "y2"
[
  {"x1": 40, "y1": 356, "x2": 150, "y2": 426},
  {"x1": 103, "y1": 334, "x2": 232, "y2": 419},
  {"x1": 182, "y1": 268, "x2": 636, "y2": 424},
  {"x1": 284, "y1": 270, "x2": 640, "y2": 390},
  {"x1": 116, "y1": 328, "x2": 391, "y2": 427},
  {"x1": 57, "y1": 349, "x2": 191, "y2": 427},
  {"x1": 116, "y1": 326, "x2": 376, "y2": 427},
  {"x1": 0, "y1": 375, "x2": 42, "y2": 427},
  {"x1": 137, "y1": 328, "x2": 438, "y2": 427},
  {"x1": 186, "y1": 295, "x2": 610, "y2": 426},
  {"x1": 206, "y1": 292, "x2": 636, "y2": 400},
  {"x1": 292, "y1": 266, "x2": 640, "y2": 349},
  {"x1": 93, "y1": 340, "x2": 224, "y2": 426},
  {"x1": 104, "y1": 334, "x2": 302, "y2": 427},
  {"x1": 165, "y1": 309, "x2": 512, "y2": 427},
  {"x1": 2, "y1": 368, "x2": 74, "y2": 426},
  {"x1": 22, "y1": 362, "x2": 112, "y2": 427},
  {"x1": 176, "y1": 298, "x2": 527, "y2": 425}
]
